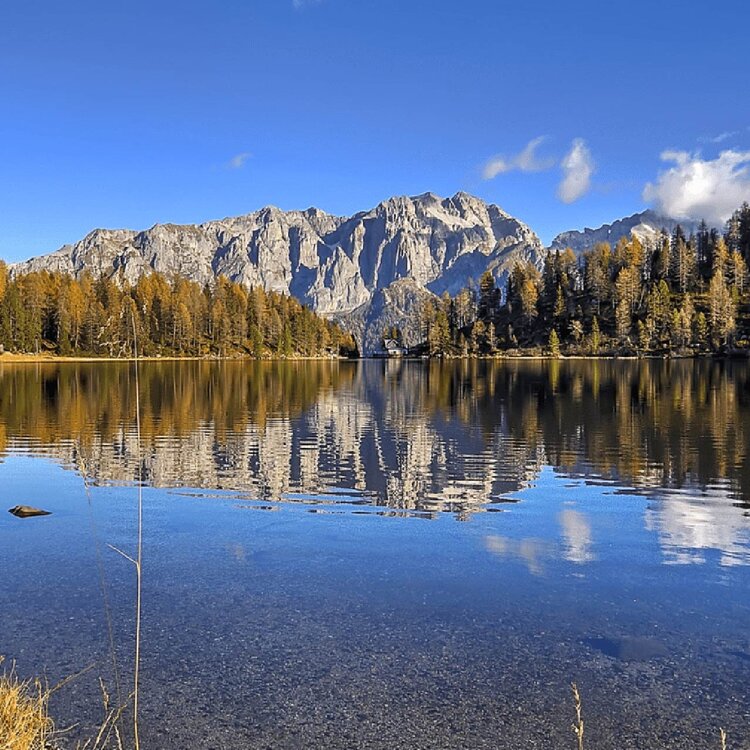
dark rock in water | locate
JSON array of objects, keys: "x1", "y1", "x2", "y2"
[
  {"x1": 8, "y1": 505, "x2": 51, "y2": 518},
  {"x1": 584, "y1": 636, "x2": 668, "y2": 662}
]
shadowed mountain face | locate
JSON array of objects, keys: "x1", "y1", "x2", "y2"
[{"x1": 12, "y1": 192, "x2": 544, "y2": 352}]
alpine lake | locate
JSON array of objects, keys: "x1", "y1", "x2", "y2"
[{"x1": 1, "y1": 358, "x2": 749, "y2": 749}]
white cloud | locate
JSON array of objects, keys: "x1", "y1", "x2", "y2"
[
  {"x1": 699, "y1": 131, "x2": 738, "y2": 144},
  {"x1": 228, "y1": 152, "x2": 252, "y2": 169},
  {"x1": 642, "y1": 149, "x2": 750, "y2": 224},
  {"x1": 482, "y1": 136, "x2": 595, "y2": 204},
  {"x1": 559, "y1": 509, "x2": 595, "y2": 564},
  {"x1": 292, "y1": 0, "x2": 323, "y2": 8},
  {"x1": 482, "y1": 136, "x2": 556, "y2": 180},
  {"x1": 557, "y1": 138, "x2": 594, "y2": 203}
]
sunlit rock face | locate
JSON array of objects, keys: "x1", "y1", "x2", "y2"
[
  {"x1": 549, "y1": 210, "x2": 701, "y2": 255},
  {"x1": 12, "y1": 193, "x2": 544, "y2": 352}
]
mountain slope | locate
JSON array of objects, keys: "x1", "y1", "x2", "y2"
[
  {"x1": 13, "y1": 192, "x2": 545, "y2": 352},
  {"x1": 550, "y1": 210, "x2": 702, "y2": 254}
]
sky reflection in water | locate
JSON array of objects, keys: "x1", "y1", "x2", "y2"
[{"x1": 0, "y1": 359, "x2": 749, "y2": 749}]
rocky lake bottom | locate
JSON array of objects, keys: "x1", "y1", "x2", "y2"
[{"x1": 1, "y1": 359, "x2": 749, "y2": 748}]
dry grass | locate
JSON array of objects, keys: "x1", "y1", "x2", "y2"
[
  {"x1": 1, "y1": 658, "x2": 738, "y2": 750},
  {"x1": 1, "y1": 655, "x2": 130, "y2": 750},
  {"x1": 0, "y1": 657, "x2": 54, "y2": 750},
  {"x1": 569, "y1": 681, "x2": 731, "y2": 750},
  {"x1": 570, "y1": 682, "x2": 584, "y2": 750},
  {"x1": 74, "y1": 680, "x2": 128, "y2": 750}
]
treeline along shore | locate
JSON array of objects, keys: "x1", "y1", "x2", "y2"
[
  {"x1": 416, "y1": 203, "x2": 750, "y2": 358},
  {"x1": 0, "y1": 265, "x2": 359, "y2": 359},
  {"x1": 2, "y1": 202, "x2": 750, "y2": 362}
]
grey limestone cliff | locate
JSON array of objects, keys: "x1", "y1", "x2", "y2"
[
  {"x1": 550, "y1": 210, "x2": 702, "y2": 255},
  {"x1": 13, "y1": 192, "x2": 545, "y2": 352}
]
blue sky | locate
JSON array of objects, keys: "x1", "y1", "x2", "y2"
[{"x1": 1, "y1": 0, "x2": 749, "y2": 261}]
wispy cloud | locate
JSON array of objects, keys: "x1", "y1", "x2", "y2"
[
  {"x1": 557, "y1": 139, "x2": 594, "y2": 203},
  {"x1": 699, "y1": 131, "x2": 739, "y2": 145},
  {"x1": 227, "y1": 152, "x2": 252, "y2": 170},
  {"x1": 559, "y1": 509, "x2": 595, "y2": 564},
  {"x1": 292, "y1": 0, "x2": 324, "y2": 8},
  {"x1": 483, "y1": 136, "x2": 595, "y2": 204},
  {"x1": 482, "y1": 136, "x2": 556, "y2": 180},
  {"x1": 642, "y1": 149, "x2": 750, "y2": 224}
]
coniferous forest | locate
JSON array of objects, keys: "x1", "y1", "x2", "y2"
[
  {"x1": 2, "y1": 203, "x2": 750, "y2": 361},
  {"x1": 0, "y1": 265, "x2": 358, "y2": 358},
  {"x1": 419, "y1": 203, "x2": 750, "y2": 357}
]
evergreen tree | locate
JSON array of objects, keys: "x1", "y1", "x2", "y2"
[
  {"x1": 478, "y1": 271, "x2": 500, "y2": 320},
  {"x1": 708, "y1": 271, "x2": 736, "y2": 349},
  {"x1": 548, "y1": 328, "x2": 561, "y2": 357},
  {"x1": 589, "y1": 316, "x2": 601, "y2": 354}
]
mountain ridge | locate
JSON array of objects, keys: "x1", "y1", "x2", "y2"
[
  {"x1": 11, "y1": 192, "x2": 545, "y2": 352},
  {"x1": 549, "y1": 209, "x2": 702, "y2": 254},
  {"x1": 10, "y1": 194, "x2": 706, "y2": 352}
]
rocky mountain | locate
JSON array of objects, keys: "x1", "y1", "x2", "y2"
[
  {"x1": 13, "y1": 192, "x2": 545, "y2": 353},
  {"x1": 550, "y1": 210, "x2": 702, "y2": 255}
]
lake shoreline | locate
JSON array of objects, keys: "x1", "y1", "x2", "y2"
[
  {"x1": 0, "y1": 350, "x2": 746, "y2": 363},
  {"x1": 0, "y1": 352, "x2": 352, "y2": 363}
]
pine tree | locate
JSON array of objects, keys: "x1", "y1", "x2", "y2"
[
  {"x1": 729, "y1": 251, "x2": 748, "y2": 293},
  {"x1": 548, "y1": 328, "x2": 561, "y2": 357},
  {"x1": 584, "y1": 243, "x2": 612, "y2": 315},
  {"x1": 553, "y1": 285, "x2": 566, "y2": 320},
  {"x1": 713, "y1": 238, "x2": 730, "y2": 283},
  {"x1": 694, "y1": 312, "x2": 709, "y2": 350},
  {"x1": 670, "y1": 232, "x2": 695, "y2": 293},
  {"x1": 709, "y1": 271, "x2": 736, "y2": 349},
  {"x1": 478, "y1": 271, "x2": 499, "y2": 320},
  {"x1": 677, "y1": 293, "x2": 694, "y2": 348},
  {"x1": 652, "y1": 232, "x2": 671, "y2": 282},
  {"x1": 487, "y1": 321, "x2": 496, "y2": 353},
  {"x1": 646, "y1": 280, "x2": 671, "y2": 347},
  {"x1": 428, "y1": 307, "x2": 451, "y2": 356},
  {"x1": 470, "y1": 320, "x2": 486, "y2": 354},
  {"x1": 697, "y1": 220, "x2": 713, "y2": 280},
  {"x1": 637, "y1": 319, "x2": 650, "y2": 352},
  {"x1": 590, "y1": 316, "x2": 601, "y2": 354}
]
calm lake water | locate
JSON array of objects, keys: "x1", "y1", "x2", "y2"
[{"x1": 1, "y1": 359, "x2": 749, "y2": 749}]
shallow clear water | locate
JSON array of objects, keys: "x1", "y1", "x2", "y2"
[{"x1": 1, "y1": 359, "x2": 749, "y2": 748}]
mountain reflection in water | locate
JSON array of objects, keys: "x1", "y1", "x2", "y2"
[
  {"x1": 0, "y1": 358, "x2": 749, "y2": 564},
  {"x1": 2, "y1": 357, "x2": 750, "y2": 750}
]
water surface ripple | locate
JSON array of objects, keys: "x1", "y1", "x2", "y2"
[{"x1": 1, "y1": 359, "x2": 749, "y2": 748}]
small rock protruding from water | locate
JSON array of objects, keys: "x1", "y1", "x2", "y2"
[{"x1": 8, "y1": 505, "x2": 51, "y2": 518}]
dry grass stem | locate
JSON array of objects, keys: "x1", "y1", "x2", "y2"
[
  {"x1": 571, "y1": 682, "x2": 584, "y2": 750},
  {"x1": 131, "y1": 313, "x2": 144, "y2": 750},
  {"x1": 74, "y1": 679, "x2": 129, "y2": 750},
  {"x1": 80, "y1": 454, "x2": 123, "y2": 708},
  {"x1": 720, "y1": 727, "x2": 727, "y2": 750}
]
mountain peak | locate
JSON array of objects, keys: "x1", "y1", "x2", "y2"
[
  {"x1": 11, "y1": 192, "x2": 544, "y2": 353},
  {"x1": 550, "y1": 209, "x2": 703, "y2": 254},
  {"x1": 413, "y1": 191, "x2": 442, "y2": 202}
]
